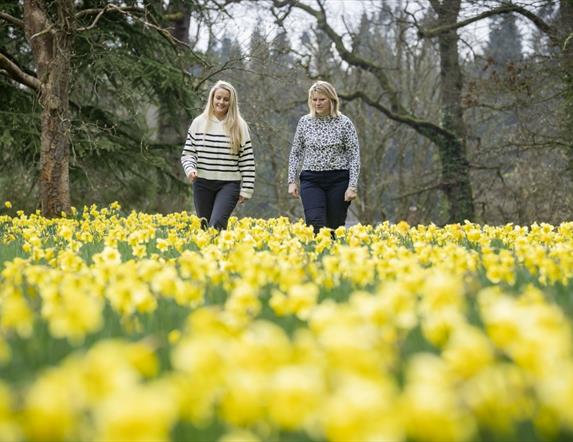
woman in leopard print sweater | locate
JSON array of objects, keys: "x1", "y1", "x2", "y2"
[{"x1": 288, "y1": 81, "x2": 360, "y2": 234}]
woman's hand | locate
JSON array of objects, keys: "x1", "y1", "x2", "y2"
[
  {"x1": 344, "y1": 187, "x2": 357, "y2": 202},
  {"x1": 238, "y1": 195, "x2": 246, "y2": 204},
  {"x1": 288, "y1": 183, "x2": 299, "y2": 198},
  {"x1": 187, "y1": 170, "x2": 198, "y2": 183}
]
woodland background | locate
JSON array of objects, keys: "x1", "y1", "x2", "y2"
[{"x1": 1, "y1": 0, "x2": 572, "y2": 226}]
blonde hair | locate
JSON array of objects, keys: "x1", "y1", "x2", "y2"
[
  {"x1": 202, "y1": 80, "x2": 245, "y2": 154},
  {"x1": 308, "y1": 81, "x2": 341, "y2": 118}
]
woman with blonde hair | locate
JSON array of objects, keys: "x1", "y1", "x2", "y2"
[
  {"x1": 288, "y1": 80, "x2": 360, "y2": 234},
  {"x1": 181, "y1": 80, "x2": 255, "y2": 230}
]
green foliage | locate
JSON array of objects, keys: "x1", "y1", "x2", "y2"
[{"x1": 0, "y1": 0, "x2": 205, "y2": 213}]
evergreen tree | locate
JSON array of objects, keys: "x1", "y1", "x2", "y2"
[
  {"x1": 0, "y1": 0, "x2": 214, "y2": 213},
  {"x1": 485, "y1": 14, "x2": 523, "y2": 67},
  {"x1": 219, "y1": 35, "x2": 244, "y2": 63}
]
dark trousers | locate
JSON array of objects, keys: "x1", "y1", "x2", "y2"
[
  {"x1": 192, "y1": 178, "x2": 240, "y2": 230},
  {"x1": 299, "y1": 169, "x2": 351, "y2": 234}
]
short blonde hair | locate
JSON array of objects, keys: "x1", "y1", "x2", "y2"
[{"x1": 308, "y1": 81, "x2": 341, "y2": 118}]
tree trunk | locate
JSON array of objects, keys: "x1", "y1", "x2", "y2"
[
  {"x1": 158, "y1": 0, "x2": 191, "y2": 144},
  {"x1": 431, "y1": 0, "x2": 475, "y2": 223},
  {"x1": 170, "y1": 0, "x2": 191, "y2": 43},
  {"x1": 560, "y1": 0, "x2": 573, "y2": 177},
  {"x1": 24, "y1": 0, "x2": 74, "y2": 217}
]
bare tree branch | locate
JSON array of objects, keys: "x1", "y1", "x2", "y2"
[
  {"x1": 0, "y1": 11, "x2": 24, "y2": 28},
  {"x1": 418, "y1": 4, "x2": 554, "y2": 40},
  {"x1": 392, "y1": 181, "x2": 443, "y2": 200},
  {"x1": 339, "y1": 90, "x2": 456, "y2": 142},
  {"x1": 0, "y1": 51, "x2": 41, "y2": 91},
  {"x1": 191, "y1": 58, "x2": 243, "y2": 89},
  {"x1": 75, "y1": 4, "x2": 139, "y2": 31},
  {"x1": 272, "y1": 0, "x2": 403, "y2": 112},
  {"x1": 30, "y1": 25, "x2": 55, "y2": 40},
  {"x1": 75, "y1": 6, "x2": 142, "y2": 20}
]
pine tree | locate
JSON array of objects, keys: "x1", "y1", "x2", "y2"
[
  {"x1": 485, "y1": 14, "x2": 523, "y2": 67},
  {"x1": 0, "y1": 1, "x2": 208, "y2": 213}
]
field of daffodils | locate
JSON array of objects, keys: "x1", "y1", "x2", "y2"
[{"x1": 1, "y1": 202, "x2": 573, "y2": 441}]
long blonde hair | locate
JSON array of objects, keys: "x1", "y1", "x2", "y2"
[
  {"x1": 308, "y1": 81, "x2": 341, "y2": 118},
  {"x1": 202, "y1": 80, "x2": 244, "y2": 154}
]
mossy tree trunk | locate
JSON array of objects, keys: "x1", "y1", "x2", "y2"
[
  {"x1": 430, "y1": 0, "x2": 474, "y2": 223},
  {"x1": 560, "y1": 0, "x2": 573, "y2": 177}
]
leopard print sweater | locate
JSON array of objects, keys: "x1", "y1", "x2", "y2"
[{"x1": 287, "y1": 114, "x2": 360, "y2": 188}]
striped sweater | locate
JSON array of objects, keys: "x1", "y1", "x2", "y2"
[{"x1": 181, "y1": 114, "x2": 255, "y2": 199}]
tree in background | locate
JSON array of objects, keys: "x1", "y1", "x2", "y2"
[
  {"x1": 422, "y1": 0, "x2": 573, "y2": 223},
  {"x1": 377, "y1": 3, "x2": 448, "y2": 224},
  {"x1": 270, "y1": 0, "x2": 475, "y2": 224},
  {"x1": 559, "y1": 0, "x2": 573, "y2": 178},
  {"x1": 2, "y1": 0, "x2": 572, "y2": 225},
  {"x1": 240, "y1": 29, "x2": 308, "y2": 219},
  {"x1": 263, "y1": 0, "x2": 573, "y2": 225},
  {"x1": 335, "y1": 7, "x2": 444, "y2": 225},
  {"x1": 0, "y1": 0, "x2": 238, "y2": 216},
  {"x1": 484, "y1": 12, "x2": 523, "y2": 67},
  {"x1": 1, "y1": 0, "x2": 76, "y2": 217}
]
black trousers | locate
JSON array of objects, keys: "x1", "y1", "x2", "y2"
[
  {"x1": 299, "y1": 169, "x2": 351, "y2": 234},
  {"x1": 192, "y1": 178, "x2": 240, "y2": 230}
]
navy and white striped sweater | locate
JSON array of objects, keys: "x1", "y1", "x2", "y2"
[{"x1": 181, "y1": 114, "x2": 255, "y2": 199}]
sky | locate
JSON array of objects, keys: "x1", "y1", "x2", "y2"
[
  {"x1": 191, "y1": 0, "x2": 377, "y2": 52},
  {"x1": 191, "y1": 0, "x2": 541, "y2": 59}
]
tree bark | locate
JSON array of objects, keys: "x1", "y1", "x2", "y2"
[
  {"x1": 23, "y1": 0, "x2": 74, "y2": 217},
  {"x1": 431, "y1": 0, "x2": 475, "y2": 223},
  {"x1": 560, "y1": 0, "x2": 573, "y2": 176},
  {"x1": 158, "y1": 0, "x2": 191, "y2": 144}
]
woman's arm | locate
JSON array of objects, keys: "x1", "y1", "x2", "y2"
[
  {"x1": 181, "y1": 120, "x2": 199, "y2": 182},
  {"x1": 288, "y1": 118, "x2": 306, "y2": 185},
  {"x1": 238, "y1": 123, "x2": 255, "y2": 200},
  {"x1": 344, "y1": 117, "x2": 361, "y2": 190}
]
